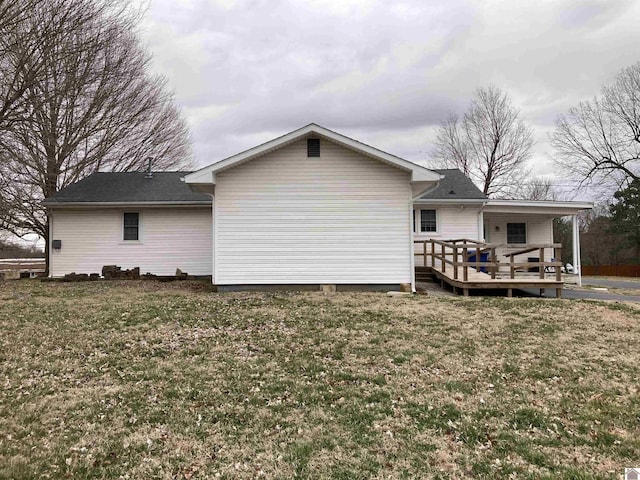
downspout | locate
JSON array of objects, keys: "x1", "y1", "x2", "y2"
[
  {"x1": 478, "y1": 201, "x2": 488, "y2": 241},
  {"x1": 48, "y1": 210, "x2": 53, "y2": 278},
  {"x1": 409, "y1": 191, "x2": 416, "y2": 293},
  {"x1": 207, "y1": 193, "x2": 215, "y2": 285}
]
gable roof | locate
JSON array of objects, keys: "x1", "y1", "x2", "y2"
[
  {"x1": 43, "y1": 172, "x2": 211, "y2": 206},
  {"x1": 418, "y1": 169, "x2": 487, "y2": 201},
  {"x1": 183, "y1": 123, "x2": 443, "y2": 185}
]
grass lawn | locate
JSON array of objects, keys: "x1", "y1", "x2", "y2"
[{"x1": 0, "y1": 280, "x2": 639, "y2": 479}]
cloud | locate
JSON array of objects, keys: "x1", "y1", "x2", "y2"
[{"x1": 140, "y1": 0, "x2": 640, "y2": 186}]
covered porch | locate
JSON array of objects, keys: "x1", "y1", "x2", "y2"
[{"x1": 480, "y1": 201, "x2": 588, "y2": 287}]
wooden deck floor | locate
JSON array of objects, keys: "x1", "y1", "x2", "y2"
[{"x1": 422, "y1": 264, "x2": 563, "y2": 298}]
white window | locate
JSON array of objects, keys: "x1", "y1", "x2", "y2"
[
  {"x1": 507, "y1": 222, "x2": 526, "y2": 244},
  {"x1": 123, "y1": 212, "x2": 139, "y2": 241},
  {"x1": 413, "y1": 209, "x2": 438, "y2": 233}
]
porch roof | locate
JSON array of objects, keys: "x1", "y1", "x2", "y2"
[{"x1": 483, "y1": 199, "x2": 593, "y2": 216}]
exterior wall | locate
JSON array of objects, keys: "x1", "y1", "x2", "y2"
[
  {"x1": 214, "y1": 138, "x2": 412, "y2": 284},
  {"x1": 411, "y1": 207, "x2": 562, "y2": 271},
  {"x1": 413, "y1": 204, "x2": 481, "y2": 241},
  {"x1": 50, "y1": 207, "x2": 212, "y2": 277},
  {"x1": 484, "y1": 213, "x2": 556, "y2": 266},
  {"x1": 413, "y1": 204, "x2": 481, "y2": 265}
]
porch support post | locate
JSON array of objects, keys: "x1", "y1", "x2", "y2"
[
  {"x1": 572, "y1": 214, "x2": 582, "y2": 287},
  {"x1": 208, "y1": 193, "x2": 216, "y2": 285}
]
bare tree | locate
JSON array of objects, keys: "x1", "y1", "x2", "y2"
[
  {"x1": 518, "y1": 177, "x2": 557, "y2": 201},
  {"x1": 431, "y1": 86, "x2": 534, "y2": 198},
  {"x1": 0, "y1": 0, "x2": 192, "y2": 271},
  {"x1": 0, "y1": 0, "x2": 70, "y2": 132},
  {"x1": 552, "y1": 62, "x2": 640, "y2": 189}
]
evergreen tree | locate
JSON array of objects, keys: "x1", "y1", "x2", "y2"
[{"x1": 609, "y1": 179, "x2": 640, "y2": 264}]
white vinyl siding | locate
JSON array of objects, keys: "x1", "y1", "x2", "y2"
[
  {"x1": 412, "y1": 204, "x2": 482, "y2": 264},
  {"x1": 413, "y1": 205, "x2": 480, "y2": 239},
  {"x1": 50, "y1": 207, "x2": 212, "y2": 277},
  {"x1": 214, "y1": 138, "x2": 412, "y2": 284},
  {"x1": 412, "y1": 209, "x2": 559, "y2": 270}
]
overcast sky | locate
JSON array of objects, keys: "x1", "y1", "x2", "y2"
[{"x1": 139, "y1": 0, "x2": 640, "y2": 190}]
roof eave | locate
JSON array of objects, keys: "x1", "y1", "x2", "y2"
[
  {"x1": 485, "y1": 200, "x2": 594, "y2": 209},
  {"x1": 414, "y1": 198, "x2": 488, "y2": 204},
  {"x1": 43, "y1": 200, "x2": 212, "y2": 208}
]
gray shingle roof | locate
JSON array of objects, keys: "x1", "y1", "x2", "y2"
[
  {"x1": 43, "y1": 172, "x2": 211, "y2": 205},
  {"x1": 420, "y1": 169, "x2": 487, "y2": 200},
  {"x1": 43, "y1": 168, "x2": 485, "y2": 206}
]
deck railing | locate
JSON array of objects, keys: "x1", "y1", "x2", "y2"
[{"x1": 414, "y1": 239, "x2": 562, "y2": 283}]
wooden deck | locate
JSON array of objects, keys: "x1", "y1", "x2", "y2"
[{"x1": 415, "y1": 239, "x2": 563, "y2": 297}]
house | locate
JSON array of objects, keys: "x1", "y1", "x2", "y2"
[{"x1": 43, "y1": 124, "x2": 592, "y2": 291}]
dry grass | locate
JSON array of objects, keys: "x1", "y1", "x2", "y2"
[{"x1": 0, "y1": 280, "x2": 639, "y2": 479}]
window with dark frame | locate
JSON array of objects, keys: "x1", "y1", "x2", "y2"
[
  {"x1": 506, "y1": 222, "x2": 526, "y2": 244},
  {"x1": 420, "y1": 209, "x2": 437, "y2": 232},
  {"x1": 123, "y1": 212, "x2": 139, "y2": 241},
  {"x1": 307, "y1": 138, "x2": 320, "y2": 157}
]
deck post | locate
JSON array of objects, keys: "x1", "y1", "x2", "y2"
[
  {"x1": 431, "y1": 240, "x2": 435, "y2": 268},
  {"x1": 556, "y1": 288, "x2": 562, "y2": 298},
  {"x1": 510, "y1": 254, "x2": 515, "y2": 279},
  {"x1": 507, "y1": 288, "x2": 512, "y2": 297},
  {"x1": 555, "y1": 246, "x2": 562, "y2": 282},
  {"x1": 423, "y1": 240, "x2": 427, "y2": 267},
  {"x1": 463, "y1": 247, "x2": 468, "y2": 282},
  {"x1": 490, "y1": 248, "x2": 496, "y2": 280},
  {"x1": 441, "y1": 243, "x2": 446, "y2": 274},
  {"x1": 539, "y1": 247, "x2": 545, "y2": 280},
  {"x1": 453, "y1": 247, "x2": 458, "y2": 280}
]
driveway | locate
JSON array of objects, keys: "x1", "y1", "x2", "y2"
[
  {"x1": 579, "y1": 276, "x2": 640, "y2": 290},
  {"x1": 519, "y1": 287, "x2": 640, "y2": 302}
]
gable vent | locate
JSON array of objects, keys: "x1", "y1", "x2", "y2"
[{"x1": 307, "y1": 138, "x2": 320, "y2": 157}]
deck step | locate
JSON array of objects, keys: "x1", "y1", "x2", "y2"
[{"x1": 415, "y1": 266, "x2": 434, "y2": 282}]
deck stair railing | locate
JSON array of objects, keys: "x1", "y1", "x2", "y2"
[{"x1": 414, "y1": 239, "x2": 562, "y2": 283}]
